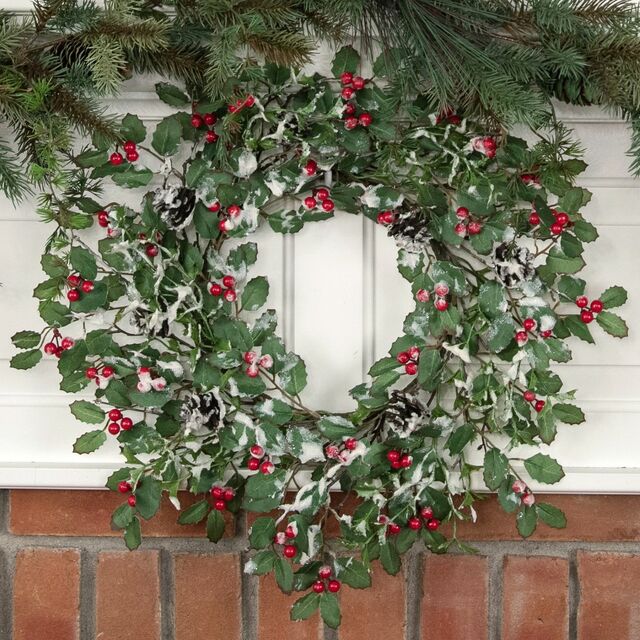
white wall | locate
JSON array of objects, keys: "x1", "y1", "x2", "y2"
[{"x1": 0, "y1": 38, "x2": 637, "y2": 489}]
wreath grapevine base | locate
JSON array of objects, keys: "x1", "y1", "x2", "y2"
[{"x1": 10, "y1": 46, "x2": 629, "y2": 628}]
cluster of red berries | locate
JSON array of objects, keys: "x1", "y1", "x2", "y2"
[
  {"x1": 43, "y1": 329, "x2": 74, "y2": 358},
  {"x1": 435, "y1": 108, "x2": 461, "y2": 126},
  {"x1": 432, "y1": 282, "x2": 450, "y2": 311},
  {"x1": 242, "y1": 351, "x2": 273, "y2": 378},
  {"x1": 228, "y1": 94, "x2": 255, "y2": 113},
  {"x1": 107, "y1": 408, "x2": 133, "y2": 435},
  {"x1": 521, "y1": 173, "x2": 541, "y2": 187},
  {"x1": 325, "y1": 437, "x2": 358, "y2": 462},
  {"x1": 210, "y1": 485, "x2": 235, "y2": 511},
  {"x1": 215, "y1": 203, "x2": 242, "y2": 233},
  {"x1": 515, "y1": 317, "x2": 552, "y2": 346},
  {"x1": 511, "y1": 480, "x2": 535, "y2": 506},
  {"x1": 386, "y1": 449, "x2": 413, "y2": 471},
  {"x1": 576, "y1": 296, "x2": 603, "y2": 324},
  {"x1": 66, "y1": 273, "x2": 95, "y2": 302},
  {"x1": 376, "y1": 210, "x2": 396, "y2": 225},
  {"x1": 339, "y1": 72, "x2": 371, "y2": 130},
  {"x1": 396, "y1": 345, "x2": 421, "y2": 376},
  {"x1": 312, "y1": 566, "x2": 341, "y2": 593},
  {"x1": 472, "y1": 136, "x2": 497, "y2": 158},
  {"x1": 303, "y1": 186, "x2": 335, "y2": 213},
  {"x1": 209, "y1": 275, "x2": 237, "y2": 303},
  {"x1": 273, "y1": 524, "x2": 298, "y2": 559},
  {"x1": 406, "y1": 506, "x2": 441, "y2": 532},
  {"x1": 191, "y1": 111, "x2": 219, "y2": 143},
  {"x1": 117, "y1": 481, "x2": 137, "y2": 507},
  {"x1": 86, "y1": 364, "x2": 115, "y2": 381},
  {"x1": 523, "y1": 390, "x2": 546, "y2": 413},
  {"x1": 109, "y1": 140, "x2": 139, "y2": 166},
  {"x1": 528, "y1": 207, "x2": 571, "y2": 235},
  {"x1": 454, "y1": 206, "x2": 483, "y2": 237},
  {"x1": 246, "y1": 444, "x2": 274, "y2": 474}
]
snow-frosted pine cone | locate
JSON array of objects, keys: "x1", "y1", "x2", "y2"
[
  {"x1": 387, "y1": 208, "x2": 431, "y2": 252},
  {"x1": 153, "y1": 186, "x2": 196, "y2": 230},
  {"x1": 179, "y1": 390, "x2": 226, "y2": 436},
  {"x1": 492, "y1": 242, "x2": 534, "y2": 288},
  {"x1": 384, "y1": 391, "x2": 427, "y2": 437}
]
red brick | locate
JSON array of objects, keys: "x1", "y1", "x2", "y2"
[
  {"x1": 258, "y1": 574, "x2": 322, "y2": 640},
  {"x1": 96, "y1": 551, "x2": 160, "y2": 640},
  {"x1": 340, "y1": 561, "x2": 405, "y2": 640},
  {"x1": 13, "y1": 548, "x2": 80, "y2": 640},
  {"x1": 422, "y1": 555, "x2": 488, "y2": 640},
  {"x1": 9, "y1": 489, "x2": 234, "y2": 537},
  {"x1": 175, "y1": 554, "x2": 242, "y2": 640},
  {"x1": 577, "y1": 551, "x2": 640, "y2": 639},
  {"x1": 502, "y1": 555, "x2": 569, "y2": 640}
]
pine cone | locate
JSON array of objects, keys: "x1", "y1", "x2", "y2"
[
  {"x1": 153, "y1": 186, "x2": 196, "y2": 230},
  {"x1": 180, "y1": 390, "x2": 225, "y2": 436},
  {"x1": 384, "y1": 391, "x2": 427, "y2": 437},
  {"x1": 387, "y1": 207, "x2": 431, "y2": 251},
  {"x1": 492, "y1": 242, "x2": 534, "y2": 288}
]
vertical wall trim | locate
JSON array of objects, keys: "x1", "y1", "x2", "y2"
[
  {"x1": 282, "y1": 234, "x2": 296, "y2": 351},
  {"x1": 362, "y1": 216, "x2": 376, "y2": 379}
]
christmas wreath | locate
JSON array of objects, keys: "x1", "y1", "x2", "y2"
[{"x1": 10, "y1": 46, "x2": 629, "y2": 628}]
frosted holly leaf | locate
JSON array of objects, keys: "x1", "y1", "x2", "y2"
[
  {"x1": 230, "y1": 149, "x2": 258, "y2": 178},
  {"x1": 287, "y1": 428, "x2": 325, "y2": 463}
]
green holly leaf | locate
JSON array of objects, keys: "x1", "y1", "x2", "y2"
[
  {"x1": 483, "y1": 448, "x2": 509, "y2": 490},
  {"x1": 380, "y1": 541, "x2": 401, "y2": 575},
  {"x1": 152, "y1": 115, "x2": 182, "y2": 156},
  {"x1": 318, "y1": 415, "x2": 355, "y2": 440},
  {"x1": 10, "y1": 349, "x2": 42, "y2": 370},
  {"x1": 596, "y1": 311, "x2": 628, "y2": 338},
  {"x1": 70, "y1": 400, "x2": 105, "y2": 424},
  {"x1": 124, "y1": 516, "x2": 142, "y2": 550},
  {"x1": 111, "y1": 503, "x2": 135, "y2": 529},
  {"x1": 249, "y1": 517, "x2": 277, "y2": 549},
  {"x1": 206, "y1": 509, "x2": 226, "y2": 542},
  {"x1": 134, "y1": 477, "x2": 162, "y2": 520},
  {"x1": 11, "y1": 331, "x2": 40, "y2": 349},
  {"x1": 478, "y1": 281, "x2": 506, "y2": 320},
  {"x1": 516, "y1": 505, "x2": 537, "y2": 538},
  {"x1": 73, "y1": 430, "x2": 107, "y2": 454},
  {"x1": 275, "y1": 557, "x2": 294, "y2": 593},
  {"x1": 155, "y1": 82, "x2": 190, "y2": 106},
  {"x1": 536, "y1": 403, "x2": 557, "y2": 444},
  {"x1": 536, "y1": 503, "x2": 567, "y2": 528},
  {"x1": 524, "y1": 453, "x2": 565, "y2": 484},
  {"x1": 553, "y1": 403, "x2": 585, "y2": 425},
  {"x1": 335, "y1": 558, "x2": 371, "y2": 589},
  {"x1": 320, "y1": 593, "x2": 341, "y2": 629},
  {"x1": 599, "y1": 285, "x2": 627, "y2": 309},
  {"x1": 112, "y1": 167, "x2": 153, "y2": 188},
  {"x1": 241, "y1": 276, "x2": 269, "y2": 311},
  {"x1": 290, "y1": 593, "x2": 320, "y2": 621},
  {"x1": 446, "y1": 423, "x2": 475, "y2": 455},
  {"x1": 418, "y1": 349, "x2": 443, "y2": 391},
  {"x1": 331, "y1": 45, "x2": 360, "y2": 75},
  {"x1": 177, "y1": 499, "x2": 210, "y2": 525},
  {"x1": 120, "y1": 113, "x2": 147, "y2": 143}
]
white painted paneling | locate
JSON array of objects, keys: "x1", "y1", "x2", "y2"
[{"x1": 0, "y1": 45, "x2": 638, "y2": 488}]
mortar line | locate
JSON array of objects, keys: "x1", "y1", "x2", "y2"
[
  {"x1": 488, "y1": 553, "x2": 504, "y2": 640},
  {"x1": 79, "y1": 549, "x2": 97, "y2": 640},
  {"x1": 405, "y1": 549, "x2": 422, "y2": 640},
  {"x1": 236, "y1": 514, "x2": 258, "y2": 640},
  {"x1": 160, "y1": 549, "x2": 176, "y2": 640},
  {"x1": 0, "y1": 490, "x2": 9, "y2": 534},
  {"x1": 568, "y1": 549, "x2": 580, "y2": 640}
]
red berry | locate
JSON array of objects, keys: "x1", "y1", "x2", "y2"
[
  {"x1": 118, "y1": 481, "x2": 131, "y2": 494},
  {"x1": 191, "y1": 114, "x2": 203, "y2": 128},
  {"x1": 218, "y1": 219, "x2": 233, "y2": 235},
  {"x1": 108, "y1": 422, "x2": 120, "y2": 435},
  {"x1": 86, "y1": 367, "x2": 98, "y2": 379},
  {"x1": 204, "y1": 113, "x2": 217, "y2": 126},
  {"x1": 343, "y1": 102, "x2": 356, "y2": 115},
  {"x1": 426, "y1": 518, "x2": 440, "y2": 531},
  {"x1": 550, "y1": 222, "x2": 564, "y2": 235},
  {"x1": 400, "y1": 454, "x2": 412, "y2": 468},
  {"x1": 523, "y1": 390, "x2": 536, "y2": 403},
  {"x1": 247, "y1": 458, "x2": 260, "y2": 471},
  {"x1": 245, "y1": 95, "x2": 255, "y2": 107},
  {"x1": 304, "y1": 196, "x2": 317, "y2": 209},
  {"x1": 386, "y1": 450, "x2": 401, "y2": 463},
  {"x1": 434, "y1": 282, "x2": 449, "y2": 297},
  {"x1": 213, "y1": 499, "x2": 226, "y2": 511},
  {"x1": 260, "y1": 461, "x2": 274, "y2": 475},
  {"x1": 556, "y1": 212, "x2": 569, "y2": 226},
  {"x1": 396, "y1": 351, "x2": 410, "y2": 364},
  {"x1": 285, "y1": 525, "x2": 296, "y2": 539},
  {"x1": 576, "y1": 296, "x2": 589, "y2": 308},
  {"x1": 327, "y1": 580, "x2": 341, "y2": 593},
  {"x1": 352, "y1": 76, "x2": 365, "y2": 90},
  {"x1": 408, "y1": 517, "x2": 422, "y2": 530},
  {"x1": 377, "y1": 211, "x2": 395, "y2": 225},
  {"x1": 315, "y1": 188, "x2": 329, "y2": 201},
  {"x1": 81, "y1": 280, "x2": 94, "y2": 293},
  {"x1": 340, "y1": 72, "x2": 353, "y2": 85},
  {"x1": 341, "y1": 87, "x2": 355, "y2": 100},
  {"x1": 101, "y1": 366, "x2": 114, "y2": 378},
  {"x1": 123, "y1": 140, "x2": 136, "y2": 153},
  {"x1": 590, "y1": 299, "x2": 603, "y2": 313},
  {"x1": 416, "y1": 289, "x2": 430, "y2": 302},
  {"x1": 434, "y1": 298, "x2": 449, "y2": 311},
  {"x1": 208, "y1": 201, "x2": 221, "y2": 213},
  {"x1": 581, "y1": 309, "x2": 594, "y2": 324},
  {"x1": 120, "y1": 417, "x2": 133, "y2": 430},
  {"x1": 516, "y1": 330, "x2": 528, "y2": 345},
  {"x1": 127, "y1": 495, "x2": 137, "y2": 507},
  {"x1": 404, "y1": 362, "x2": 418, "y2": 376},
  {"x1": 467, "y1": 221, "x2": 482, "y2": 235},
  {"x1": 67, "y1": 274, "x2": 81, "y2": 287},
  {"x1": 246, "y1": 366, "x2": 259, "y2": 378},
  {"x1": 205, "y1": 130, "x2": 219, "y2": 143},
  {"x1": 454, "y1": 222, "x2": 467, "y2": 237},
  {"x1": 67, "y1": 288, "x2": 80, "y2": 302},
  {"x1": 211, "y1": 486, "x2": 224, "y2": 499},
  {"x1": 145, "y1": 243, "x2": 159, "y2": 257},
  {"x1": 126, "y1": 150, "x2": 139, "y2": 162},
  {"x1": 523, "y1": 318, "x2": 536, "y2": 332},
  {"x1": 456, "y1": 206, "x2": 469, "y2": 219},
  {"x1": 244, "y1": 351, "x2": 257, "y2": 364},
  {"x1": 222, "y1": 275, "x2": 236, "y2": 288},
  {"x1": 420, "y1": 506, "x2": 434, "y2": 520},
  {"x1": 209, "y1": 283, "x2": 223, "y2": 296},
  {"x1": 109, "y1": 409, "x2": 122, "y2": 421},
  {"x1": 227, "y1": 204, "x2": 241, "y2": 217},
  {"x1": 534, "y1": 400, "x2": 546, "y2": 413},
  {"x1": 224, "y1": 289, "x2": 237, "y2": 303},
  {"x1": 358, "y1": 112, "x2": 372, "y2": 127},
  {"x1": 387, "y1": 523, "x2": 401, "y2": 536},
  {"x1": 283, "y1": 544, "x2": 296, "y2": 559},
  {"x1": 483, "y1": 137, "x2": 496, "y2": 151},
  {"x1": 109, "y1": 152, "x2": 124, "y2": 166},
  {"x1": 529, "y1": 212, "x2": 541, "y2": 226},
  {"x1": 408, "y1": 346, "x2": 420, "y2": 360},
  {"x1": 312, "y1": 581, "x2": 325, "y2": 593},
  {"x1": 321, "y1": 199, "x2": 335, "y2": 212},
  {"x1": 344, "y1": 438, "x2": 357, "y2": 451},
  {"x1": 318, "y1": 566, "x2": 332, "y2": 579},
  {"x1": 304, "y1": 159, "x2": 317, "y2": 176},
  {"x1": 97, "y1": 211, "x2": 110, "y2": 227},
  {"x1": 344, "y1": 116, "x2": 358, "y2": 130},
  {"x1": 44, "y1": 342, "x2": 57, "y2": 355},
  {"x1": 540, "y1": 330, "x2": 553, "y2": 339}
]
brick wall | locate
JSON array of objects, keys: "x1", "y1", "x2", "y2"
[{"x1": 1, "y1": 491, "x2": 640, "y2": 639}]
